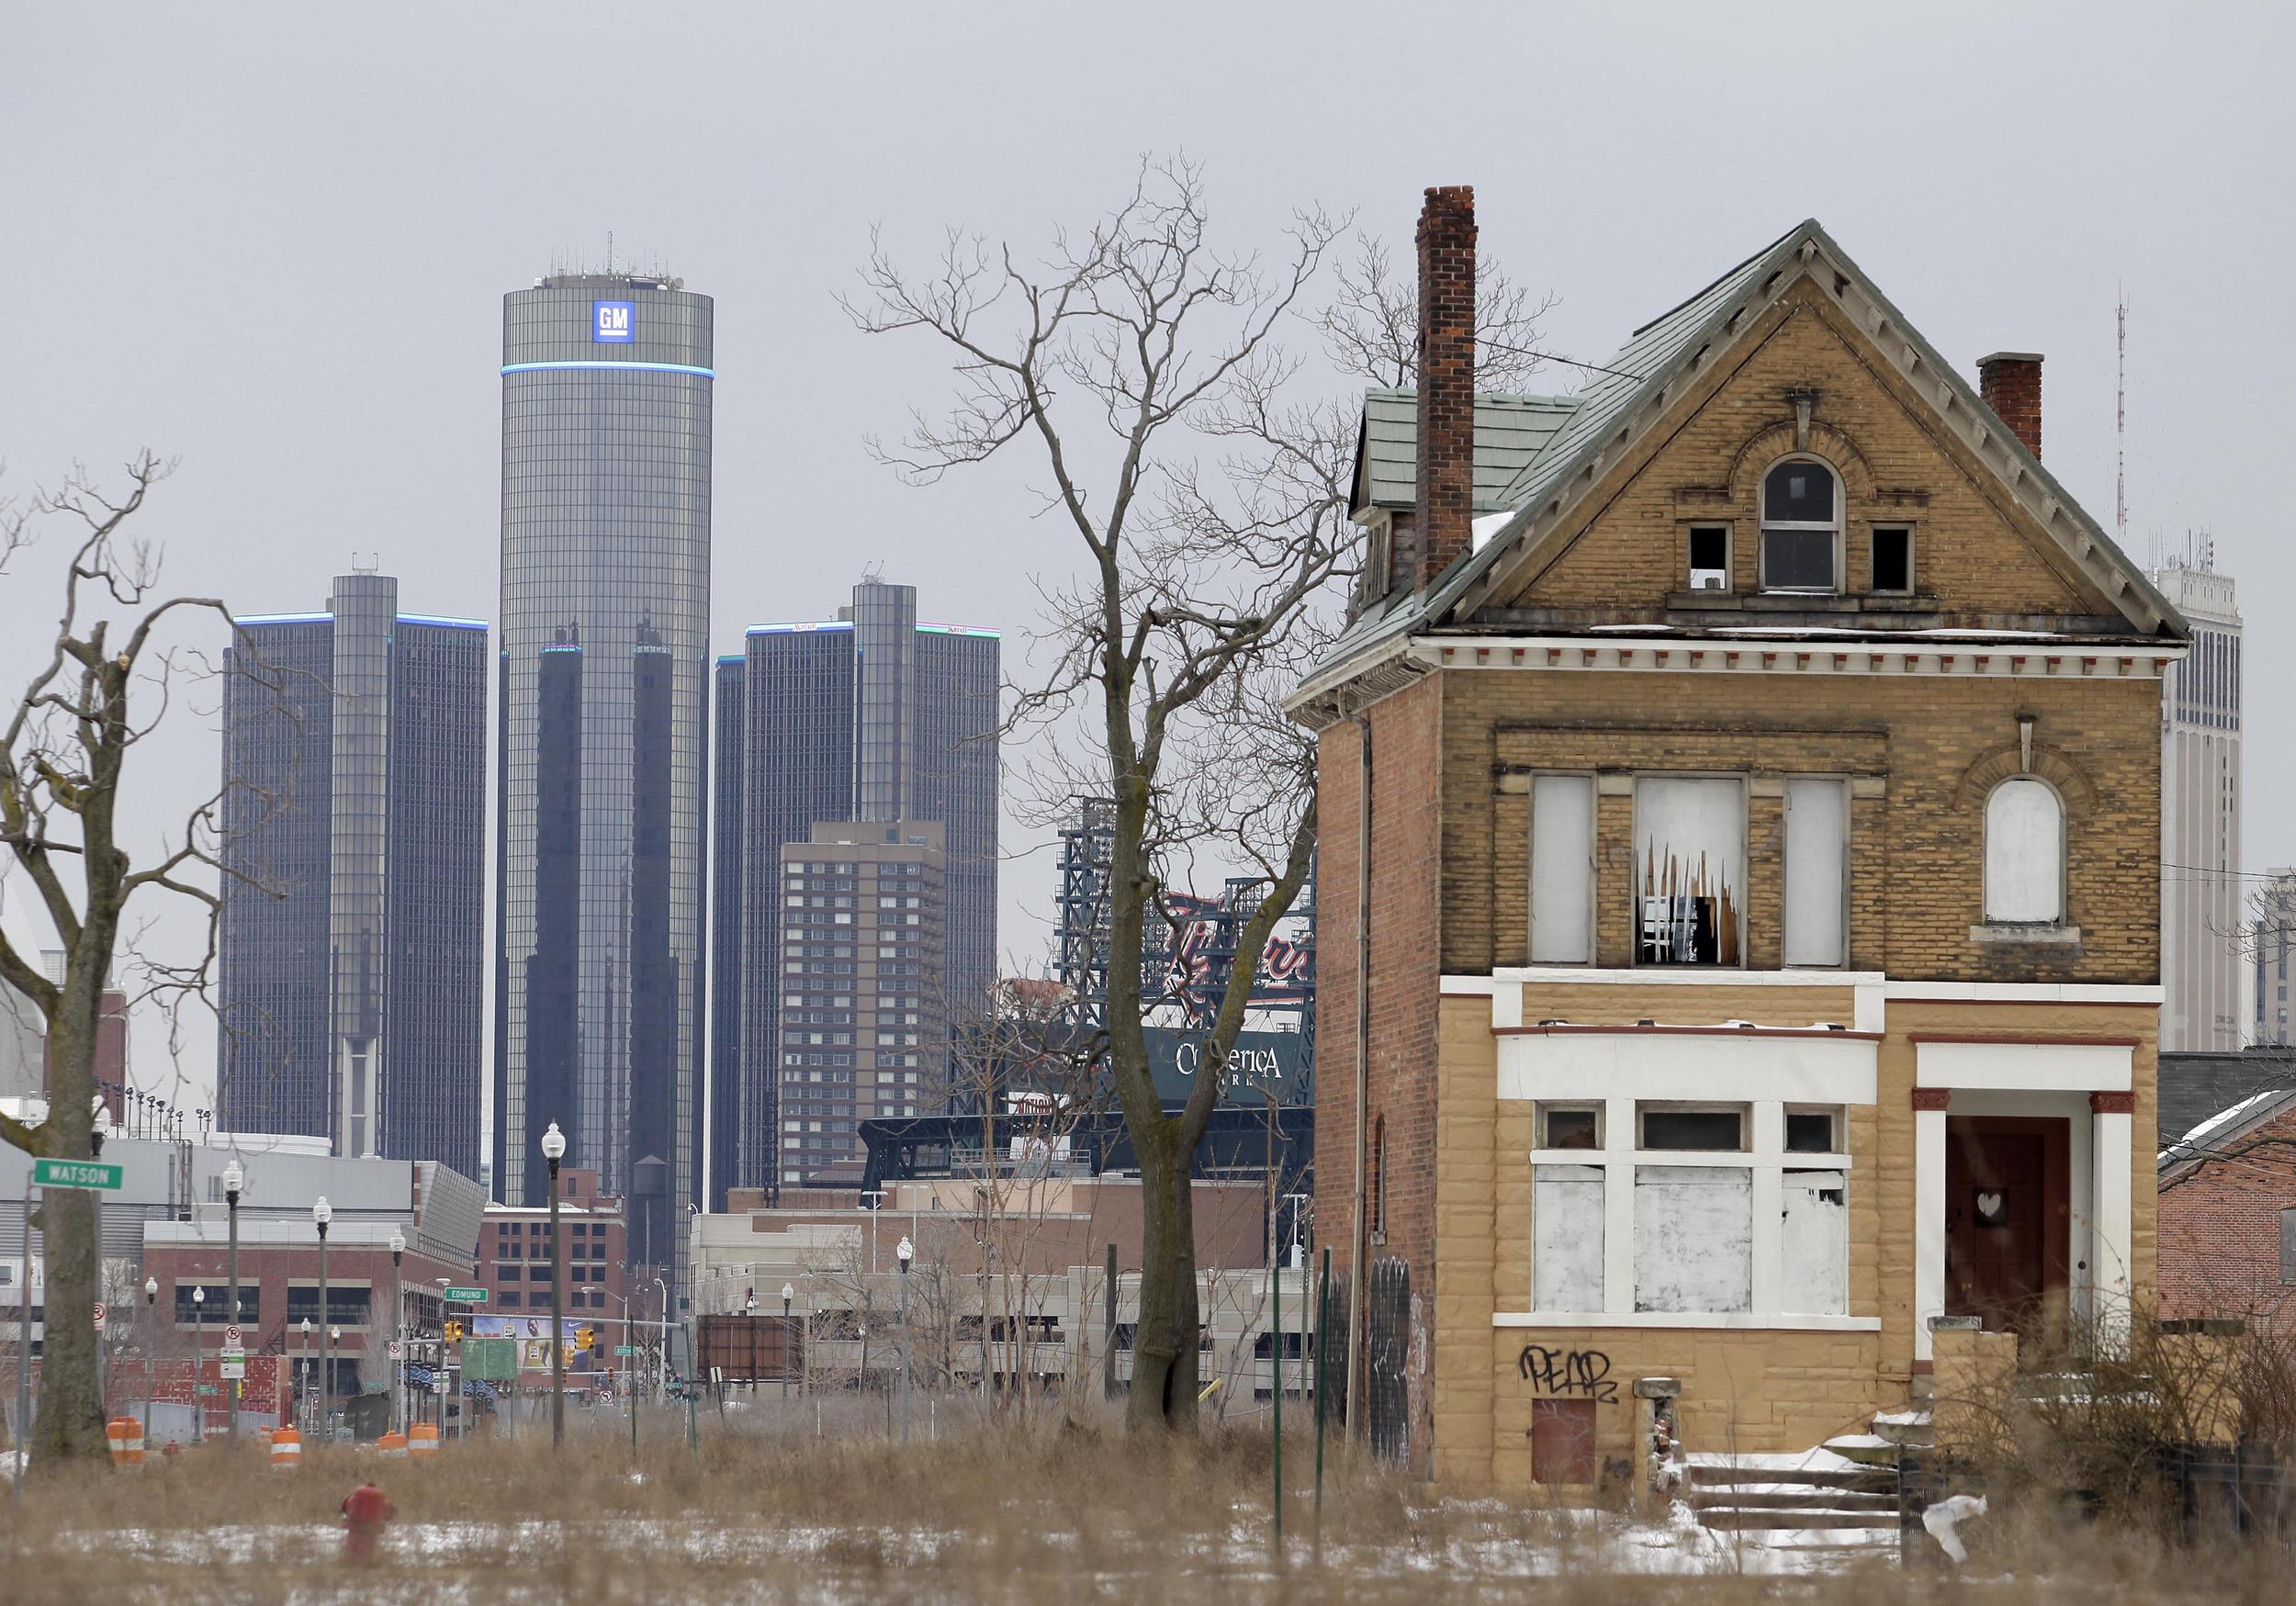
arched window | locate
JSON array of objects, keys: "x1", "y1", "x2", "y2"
[
  {"x1": 1984, "y1": 778, "x2": 2065, "y2": 923},
  {"x1": 1760, "y1": 458, "x2": 1840, "y2": 592}
]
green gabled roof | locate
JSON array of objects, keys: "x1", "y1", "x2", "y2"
[{"x1": 1353, "y1": 388, "x2": 1579, "y2": 514}]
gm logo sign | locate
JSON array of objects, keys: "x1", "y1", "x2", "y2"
[{"x1": 592, "y1": 300, "x2": 635, "y2": 343}]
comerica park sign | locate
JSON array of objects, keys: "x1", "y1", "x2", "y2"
[{"x1": 1144, "y1": 1028, "x2": 1309, "y2": 1109}]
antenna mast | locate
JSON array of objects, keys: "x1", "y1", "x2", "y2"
[{"x1": 2116, "y1": 287, "x2": 2128, "y2": 553}]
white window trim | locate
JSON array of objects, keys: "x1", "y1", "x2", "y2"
[
  {"x1": 1683, "y1": 521, "x2": 1733, "y2": 593},
  {"x1": 1869, "y1": 522, "x2": 1917, "y2": 595},
  {"x1": 1527, "y1": 771, "x2": 1598, "y2": 966},
  {"x1": 1630, "y1": 773, "x2": 1749, "y2": 969},
  {"x1": 1981, "y1": 774, "x2": 2068, "y2": 928},
  {"x1": 1757, "y1": 455, "x2": 1843, "y2": 595},
  {"x1": 1782, "y1": 773, "x2": 1851, "y2": 970},
  {"x1": 1527, "y1": 1095, "x2": 1856, "y2": 1323}
]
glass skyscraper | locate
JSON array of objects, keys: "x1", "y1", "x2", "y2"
[
  {"x1": 216, "y1": 574, "x2": 488, "y2": 1177},
  {"x1": 710, "y1": 579, "x2": 998, "y2": 1199},
  {"x1": 494, "y1": 274, "x2": 712, "y2": 1288}
]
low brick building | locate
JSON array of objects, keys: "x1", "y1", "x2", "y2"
[
  {"x1": 2159, "y1": 1089, "x2": 2296, "y2": 1327},
  {"x1": 478, "y1": 1167, "x2": 632, "y2": 1319},
  {"x1": 1290, "y1": 189, "x2": 2182, "y2": 1485}
]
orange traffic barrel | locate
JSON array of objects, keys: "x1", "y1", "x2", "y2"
[
  {"x1": 106, "y1": 1417, "x2": 145, "y2": 1468},
  {"x1": 269, "y1": 1426, "x2": 301, "y2": 1470},
  {"x1": 376, "y1": 1431, "x2": 408, "y2": 1460},
  {"x1": 408, "y1": 1423, "x2": 439, "y2": 1459}
]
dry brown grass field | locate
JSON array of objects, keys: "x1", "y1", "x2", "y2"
[{"x1": 2, "y1": 1415, "x2": 2290, "y2": 1603}]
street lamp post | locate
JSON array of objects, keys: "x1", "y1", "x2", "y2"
[
  {"x1": 781, "y1": 1283, "x2": 793, "y2": 1402},
  {"x1": 189, "y1": 1286, "x2": 206, "y2": 1444},
  {"x1": 433, "y1": 1278, "x2": 451, "y2": 1432},
  {"x1": 388, "y1": 1229, "x2": 405, "y2": 1436},
  {"x1": 652, "y1": 1275, "x2": 670, "y2": 1401},
  {"x1": 223, "y1": 1160, "x2": 244, "y2": 1447},
  {"x1": 141, "y1": 1276, "x2": 157, "y2": 1443},
  {"x1": 298, "y1": 1319, "x2": 312, "y2": 1431},
  {"x1": 895, "y1": 1237, "x2": 913, "y2": 1444},
  {"x1": 542, "y1": 1120, "x2": 566, "y2": 1451},
  {"x1": 312, "y1": 1196, "x2": 332, "y2": 1443}
]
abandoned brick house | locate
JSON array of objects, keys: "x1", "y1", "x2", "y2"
[
  {"x1": 2158, "y1": 1087, "x2": 2296, "y2": 1331},
  {"x1": 1289, "y1": 187, "x2": 2187, "y2": 1486}
]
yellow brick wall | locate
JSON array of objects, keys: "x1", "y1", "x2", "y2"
[
  {"x1": 1502, "y1": 278, "x2": 2117, "y2": 623},
  {"x1": 1433, "y1": 986, "x2": 2160, "y2": 1486}
]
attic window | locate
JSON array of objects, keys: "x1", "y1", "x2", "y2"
[
  {"x1": 1872, "y1": 525, "x2": 1913, "y2": 594},
  {"x1": 1687, "y1": 526, "x2": 1730, "y2": 592},
  {"x1": 1759, "y1": 459, "x2": 1840, "y2": 593}
]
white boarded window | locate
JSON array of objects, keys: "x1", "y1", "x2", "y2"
[
  {"x1": 1984, "y1": 778, "x2": 2065, "y2": 923},
  {"x1": 1635, "y1": 778, "x2": 1744, "y2": 966},
  {"x1": 1533, "y1": 1164, "x2": 1604, "y2": 1311},
  {"x1": 1783, "y1": 779, "x2": 1847, "y2": 966},
  {"x1": 1781, "y1": 1169, "x2": 1849, "y2": 1314},
  {"x1": 1530, "y1": 776, "x2": 1594, "y2": 963},
  {"x1": 1633, "y1": 1166, "x2": 1751, "y2": 1312}
]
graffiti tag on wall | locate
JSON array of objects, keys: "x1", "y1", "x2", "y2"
[{"x1": 1516, "y1": 1343, "x2": 1617, "y2": 1404}]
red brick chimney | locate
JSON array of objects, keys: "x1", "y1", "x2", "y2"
[
  {"x1": 1977, "y1": 352, "x2": 2043, "y2": 459},
  {"x1": 1409, "y1": 185, "x2": 1477, "y2": 591}
]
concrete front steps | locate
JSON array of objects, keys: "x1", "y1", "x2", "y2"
[{"x1": 1685, "y1": 1445, "x2": 1900, "y2": 1543}]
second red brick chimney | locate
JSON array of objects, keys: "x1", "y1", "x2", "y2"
[
  {"x1": 1977, "y1": 352, "x2": 2043, "y2": 459},
  {"x1": 1410, "y1": 185, "x2": 1477, "y2": 591}
]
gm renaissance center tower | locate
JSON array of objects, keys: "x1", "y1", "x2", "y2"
[{"x1": 494, "y1": 273, "x2": 711, "y2": 1288}]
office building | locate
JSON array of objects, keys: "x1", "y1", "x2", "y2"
[
  {"x1": 493, "y1": 273, "x2": 712, "y2": 1298},
  {"x1": 2149, "y1": 553, "x2": 2243, "y2": 1051},
  {"x1": 709, "y1": 579, "x2": 997, "y2": 1200},
  {"x1": 216, "y1": 573, "x2": 487, "y2": 1174}
]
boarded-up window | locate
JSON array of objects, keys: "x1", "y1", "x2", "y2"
[
  {"x1": 1783, "y1": 778, "x2": 1846, "y2": 966},
  {"x1": 1634, "y1": 1166, "x2": 1751, "y2": 1312},
  {"x1": 1984, "y1": 779, "x2": 2064, "y2": 923},
  {"x1": 1530, "y1": 776, "x2": 1595, "y2": 963},
  {"x1": 1530, "y1": 1398, "x2": 1598, "y2": 1485},
  {"x1": 1635, "y1": 779, "x2": 1743, "y2": 965},
  {"x1": 2282, "y1": 1207, "x2": 2296, "y2": 1285},
  {"x1": 1533, "y1": 1163, "x2": 1604, "y2": 1311},
  {"x1": 1781, "y1": 1169, "x2": 1849, "y2": 1314}
]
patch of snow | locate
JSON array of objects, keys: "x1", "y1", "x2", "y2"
[
  {"x1": 1471, "y1": 511, "x2": 1518, "y2": 551},
  {"x1": 1687, "y1": 1447, "x2": 1864, "y2": 1473}
]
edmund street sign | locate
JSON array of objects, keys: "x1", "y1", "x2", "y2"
[
  {"x1": 443, "y1": 1287, "x2": 488, "y2": 1304},
  {"x1": 31, "y1": 1159, "x2": 122, "y2": 1191}
]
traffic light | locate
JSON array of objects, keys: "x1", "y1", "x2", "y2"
[
  {"x1": 444, "y1": 1319, "x2": 465, "y2": 1343},
  {"x1": 575, "y1": 1325, "x2": 596, "y2": 1351}
]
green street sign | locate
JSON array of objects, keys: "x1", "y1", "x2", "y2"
[
  {"x1": 196, "y1": 1385, "x2": 219, "y2": 1396},
  {"x1": 461, "y1": 1337, "x2": 517, "y2": 1383},
  {"x1": 443, "y1": 1287, "x2": 488, "y2": 1304},
  {"x1": 32, "y1": 1159, "x2": 122, "y2": 1191},
  {"x1": 613, "y1": 1344, "x2": 637, "y2": 1356}
]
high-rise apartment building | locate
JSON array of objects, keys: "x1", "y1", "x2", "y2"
[
  {"x1": 2149, "y1": 555, "x2": 2242, "y2": 1051},
  {"x1": 216, "y1": 573, "x2": 488, "y2": 1174},
  {"x1": 709, "y1": 579, "x2": 997, "y2": 1199},
  {"x1": 776, "y1": 821, "x2": 946, "y2": 1183},
  {"x1": 494, "y1": 273, "x2": 712, "y2": 1288}
]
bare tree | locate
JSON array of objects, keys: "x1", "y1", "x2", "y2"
[
  {"x1": 848, "y1": 160, "x2": 1347, "y2": 1430},
  {"x1": 0, "y1": 456, "x2": 235, "y2": 1465},
  {"x1": 1315, "y1": 230, "x2": 1559, "y2": 391}
]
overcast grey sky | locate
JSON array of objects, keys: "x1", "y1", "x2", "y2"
[{"x1": 5, "y1": 1, "x2": 2290, "y2": 1111}]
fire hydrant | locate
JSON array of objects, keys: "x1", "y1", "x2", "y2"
[{"x1": 340, "y1": 1482, "x2": 396, "y2": 1566}]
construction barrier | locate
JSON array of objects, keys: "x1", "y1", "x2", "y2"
[
  {"x1": 408, "y1": 1423, "x2": 439, "y2": 1459},
  {"x1": 376, "y1": 1432, "x2": 408, "y2": 1461},
  {"x1": 106, "y1": 1417, "x2": 145, "y2": 1469},
  {"x1": 268, "y1": 1426, "x2": 301, "y2": 1470}
]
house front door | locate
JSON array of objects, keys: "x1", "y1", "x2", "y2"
[{"x1": 1943, "y1": 1116, "x2": 2071, "y2": 1341}]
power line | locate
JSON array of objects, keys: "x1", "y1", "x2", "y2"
[{"x1": 1474, "y1": 338, "x2": 1647, "y2": 383}]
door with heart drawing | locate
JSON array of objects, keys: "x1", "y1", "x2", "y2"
[{"x1": 1944, "y1": 1116, "x2": 2072, "y2": 1342}]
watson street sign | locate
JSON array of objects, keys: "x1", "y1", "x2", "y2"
[{"x1": 31, "y1": 1159, "x2": 122, "y2": 1191}]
